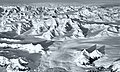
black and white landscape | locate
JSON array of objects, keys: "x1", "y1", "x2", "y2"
[{"x1": 0, "y1": 2, "x2": 120, "y2": 72}]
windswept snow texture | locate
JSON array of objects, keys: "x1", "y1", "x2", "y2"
[{"x1": 0, "y1": 3, "x2": 120, "y2": 72}]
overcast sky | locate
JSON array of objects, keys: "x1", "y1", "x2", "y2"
[{"x1": 0, "y1": 0, "x2": 119, "y2": 4}]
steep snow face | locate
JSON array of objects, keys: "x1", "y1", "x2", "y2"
[
  {"x1": 80, "y1": 49, "x2": 90, "y2": 64},
  {"x1": 80, "y1": 8, "x2": 96, "y2": 18},
  {"x1": 111, "y1": 60, "x2": 120, "y2": 72},
  {"x1": 90, "y1": 50, "x2": 103, "y2": 59},
  {"x1": 17, "y1": 23, "x2": 22, "y2": 35},
  {"x1": 75, "y1": 49, "x2": 90, "y2": 66},
  {"x1": 0, "y1": 56, "x2": 10, "y2": 66},
  {"x1": 41, "y1": 30, "x2": 53, "y2": 40}
]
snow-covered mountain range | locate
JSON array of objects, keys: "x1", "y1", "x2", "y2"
[
  {"x1": 0, "y1": 4, "x2": 120, "y2": 72},
  {"x1": 0, "y1": 4, "x2": 120, "y2": 41}
]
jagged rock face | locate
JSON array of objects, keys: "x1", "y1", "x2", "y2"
[{"x1": 0, "y1": 5, "x2": 120, "y2": 41}]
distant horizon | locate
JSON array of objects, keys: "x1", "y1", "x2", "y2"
[
  {"x1": 0, "y1": 2, "x2": 120, "y2": 7},
  {"x1": 0, "y1": 0, "x2": 119, "y2": 5}
]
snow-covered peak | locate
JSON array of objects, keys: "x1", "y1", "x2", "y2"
[
  {"x1": 81, "y1": 49, "x2": 90, "y2": 57},
  {"x1": 90, "y1": 50, "x2": 103, "y2": 59}
]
